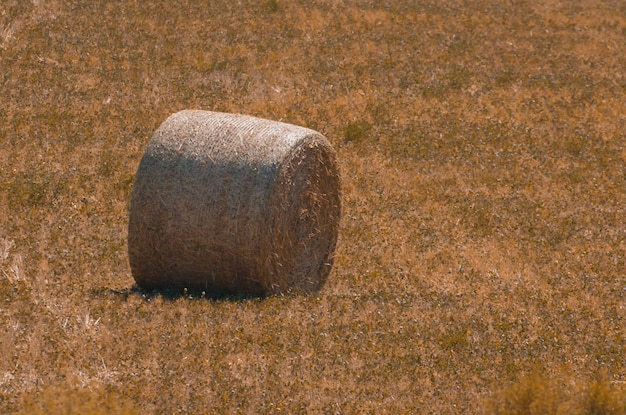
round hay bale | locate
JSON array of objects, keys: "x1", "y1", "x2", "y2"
[{"x1": 128, "y1": 110, "x2": 341, "y2": 295}]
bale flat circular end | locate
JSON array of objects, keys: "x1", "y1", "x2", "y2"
[{"x1": 128, "y1": 110, "x2": 341, "y2": 295}]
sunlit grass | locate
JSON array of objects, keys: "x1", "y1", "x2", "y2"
[{"x1": 1, "y1": 0, "x2": 624, "y2": 413}]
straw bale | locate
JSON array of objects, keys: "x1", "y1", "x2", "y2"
[{"x1": 128, "y1": 110, "x2": 341, "y2": 295}]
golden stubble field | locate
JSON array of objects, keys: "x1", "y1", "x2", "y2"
[{"x1": 1, "y1": 0, "x2": 625, "y2": 413}]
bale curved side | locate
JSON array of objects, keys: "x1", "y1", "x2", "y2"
[{"x1": 127, "y1": 110, "x2": 341, "y2": 295}]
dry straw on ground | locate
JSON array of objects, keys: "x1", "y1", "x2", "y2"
[{"x1": 128, "y1": 110, "x2": 341, "y2": 295}]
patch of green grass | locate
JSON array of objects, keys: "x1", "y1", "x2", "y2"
[
  {"x1": 264, "y1": 0, "x2": 280, "y2": 13},
  {"x1": 343, "y1": 120, "x2": 372, "y2": 144},
  {"x1": 17, "y1": 385, "x2": 141, "y2": 415},
  {"x1": 485, "y1": 372, "x2": 626, "y2": 415}
]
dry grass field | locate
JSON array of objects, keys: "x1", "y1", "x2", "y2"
[{"x1": 1, "y1": 0, "x2": 625, "y2": 413}]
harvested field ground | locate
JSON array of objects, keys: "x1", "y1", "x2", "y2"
[{"x1": 1, "y1": 1, "x2": 625, "y2": 413}]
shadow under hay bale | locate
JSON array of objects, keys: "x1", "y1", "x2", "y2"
[{"x1": 127, "y1": 110, "x2": 341, "y2": 295}]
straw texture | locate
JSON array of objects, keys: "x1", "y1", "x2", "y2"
[{"x1": 128, "y1": 110, "x2": 341, "y2": 295}]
